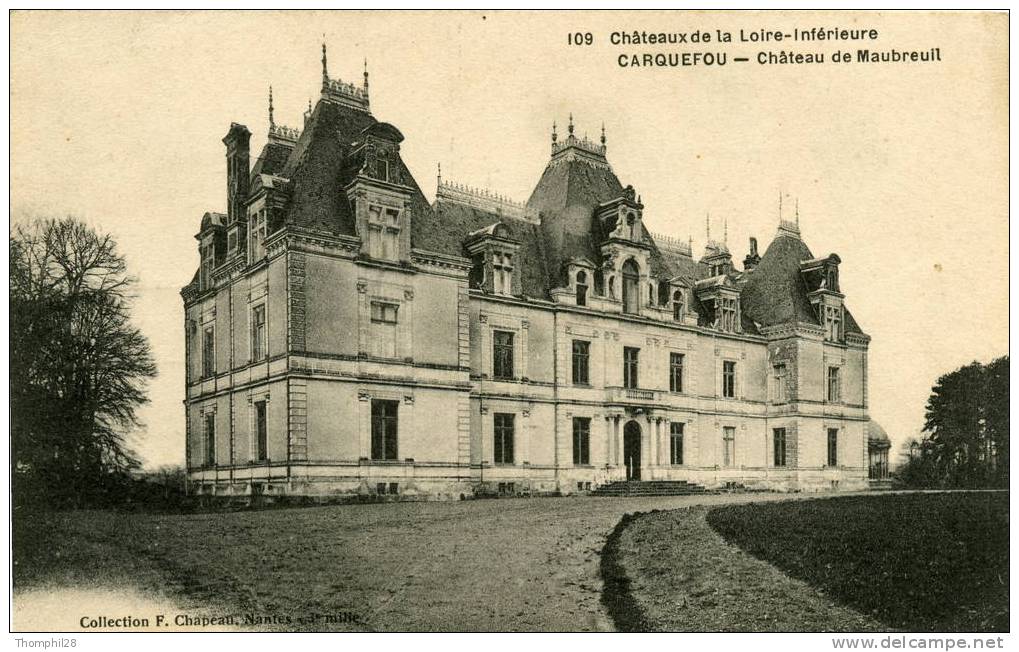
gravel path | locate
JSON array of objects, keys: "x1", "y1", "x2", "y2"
[{"x1": 15, "y1": 492, "x2": 878, "y2": 632}]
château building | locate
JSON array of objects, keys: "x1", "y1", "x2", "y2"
[{"x1": 181, "y1": 51, "x2": 872, "y2": 498}]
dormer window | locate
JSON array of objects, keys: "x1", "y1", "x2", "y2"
[
  {"x1": 824, "y1": 305, "x2": 843, "y2": 342},
  {"x1": 622, "y1": 259, "x2": 640, "y2": 314},
  {"x1": 367, "y1": 204, "x2": 401, "y2": 261},
  {"x1": 717, "y1": 296, "x2": 739, "y2": 332},
  {"x1": 200, "y1": 239, "x2": 215, "y2": 290},
  {"x1": 673, "y1": 290, "x2": 685, "y2": 321},
  {"x1": 494, "y1": 252, "x2": 514, "y2": 295},
  {"x1": 249, "y1": 209, "x2": 267, "y2": 260},
  {"x1": 575, "y1": 271, "x2": 588, "y2": 306}
]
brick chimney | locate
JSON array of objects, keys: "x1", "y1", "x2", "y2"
[
  {"x1": 222, "y1": 123, "x2": 251, "y2": 225},
  {"x1": 744, "y1": 237, "x2": 761, "y2": 271}
]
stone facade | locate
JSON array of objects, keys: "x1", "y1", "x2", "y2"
[{"x1": 182, "y1": 54, "x2": 871, "y2": 499}]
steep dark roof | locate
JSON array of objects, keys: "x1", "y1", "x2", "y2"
[
  {"x1": 739, "y1": 232, "x2": 863, "y2": 334},
  {"x1": 432, "y1": 200, "x2": 551, "y2": 298},
  {"x1": 251, "y1": 141, "x2": 293, "y2": 179}
]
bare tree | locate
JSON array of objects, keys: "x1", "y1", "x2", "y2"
[{"x1": 11, "y1": 217, "x2": 156, "y2": 507}]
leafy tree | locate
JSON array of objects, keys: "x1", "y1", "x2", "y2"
[
  {"x1": 903, "y1": 357, "x2": 1009, "y2": 488},
  {"x1": 10, "y1": 217, "x2": 156, "y2": 507}
]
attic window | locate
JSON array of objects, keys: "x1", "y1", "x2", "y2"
[
  {"x1": 249, "y1": 209, "x2": 267, "y2": 260},
  {"x1": 367, "y1": 204, "x2": 401, "y2": 261},
  {"x1": 716, "y1": 296, "x2": 739, "y2": 333},
  {"x1": 576, "y1": 271, "x2": 588, "y2": 306},
  {"x1": 494, "y1": 252, "x2": 513, "y2": 295},
  {"x1": 673, "y1": 290, "x2": 684, "y2": 321},
  {"x1": 824, "y1": 305, "x2": 843, "y2": 342}
]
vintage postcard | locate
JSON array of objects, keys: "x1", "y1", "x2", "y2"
[{"x1": 8, "y1": 8, "x2": 1010, "y2": 643}]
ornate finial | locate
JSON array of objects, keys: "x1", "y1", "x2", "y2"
[
  {"x1": 437, "y1": 162, "x2": 442, "y2": 187},
  {"x1": 321, "y1": 41, "x2": 328, "y2": 85},
  {"x1": 724, "y1": 216, "x2": 728, "y2": 245},
  {"x1": 568, "y1": 113, "x2": 574, "y2": 135},
  {"x1": 601, "y1": 122, "x2": 606, "y2": 146},
  {"x1": 706, "y1": 212, "x2": 711, "y2": 240},
  {"x1": 552, "y1": 120, "x2": 557, "y2": 144},
  {"x1": 363, "y1": 57, "x2": 369, "y2": 93},
  {"x1": 778, "y1": 190, "x2": 783, "y2": 221},
  {"x1": 308, "y1": 98, "x2": 313, "y2": 113},
  {"x1": 268, "y1": 85, "x2": 275, "y2": 128},
  {"x1": 795, "y1": 198, "x2": 800, "y2": 227},
  {"x1": 688, "y1": 235, "x2": 693, "y2": 251}
]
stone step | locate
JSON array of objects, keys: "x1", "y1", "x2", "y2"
[{"x1": 591, "y1": 479, "x2": 711, "y2": 497}]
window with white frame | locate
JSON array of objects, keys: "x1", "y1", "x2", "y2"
[
  {"x1": 722, "y1": 426, "x2": 736, "y2": 468},
  {"x1": 772, "y1": 363, "x2": 788, "y2": 403},
  {"x1": 367, "y1": 204, "x2": 401, "y2": 261},
  {"x1": 494, "y1": 252, "x2": 514, "y2": 295},
  {"x1": 370, "y1": 301, "x2": 399, "y2": 358},
  {"x1": 824, "y1": 305, "x2": 843, "y2": 342},
  {"x1": 200, "y1": 240, "x2": 216, "y2": 290},
  {"x1": 250, "y1": 303, "x2": 266, "y2": 362},
  {"x1": 716, "y1": 296, "x2": 739, "y2": 333},
  {"x1": 202, "y1": 326, "x2": 215, "y2": 378},
  {"x1": 827, "y1": 366, "x2": 841, "y2": 403},
  {"x1": 249, "y1": 209, "x2": 267, "y2": 260}
]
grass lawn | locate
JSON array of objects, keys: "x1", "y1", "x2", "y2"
[
  {"x1": 605, "y1": 505, "x2": 883, "y2": 632},
  {"x1": 706, "y1": 492, "x2": 1009, "y2": 632}
]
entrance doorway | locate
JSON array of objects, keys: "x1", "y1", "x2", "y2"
[{"x1": 623, "y1": 420, "x2": 642, "y2": 480}]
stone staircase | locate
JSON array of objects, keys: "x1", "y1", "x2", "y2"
[{"x1": 591, "y1": 479, "x2": 711, "y2": 497}]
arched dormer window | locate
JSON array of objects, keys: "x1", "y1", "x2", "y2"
[
  {"x1": 673, "y1": 290, "x2": 684, "y2": 321},
  {"x1": 575, "y1": 270, "x2": 588, "y2": 306},
  {"x1": 622, "y1": 259, "x2": 640, "y2": 315}
]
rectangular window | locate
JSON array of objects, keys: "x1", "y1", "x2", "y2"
[
  {"x1": 773, "y1": 428, "x2": 787, "y2": 467},
  {"x1": 722, "y1": 426, "x2": 736, "y2": 468},
  {"x1": 204, "y1": 412, "x2": 216, "y2": 467},
  {"x1": 669, "y1": 352, "x2": 685, "y2": 393},
  {"x1": 493, "y1": 252, "x2": 514, "y2": 295},
  {"x1": 250, "y1": 209, "x2": 267, "y2": 260},
  {"x1": 202, "y1": 326, "x2": 215, "y2": 377},
  {"x1": 370, "y1": 301, "x2": 399, "y2": 358},
  {"x1": 255, "y1": 400, "x2": 268, "y2": 462},
  {"x1": 493, "y1": 330, "x2": 514, "y2": 379},
  {"x1": 670, "y1": 422, "x2": 684, "y2": 465},
  {"x1": 370, "y1": 399, "x2": 399, "y2": 461},
  {"x1": 571, "y1": 340, "x2": 590, "y2": 385},
  {"x1": 200, "y1": 242, "x2": 215, "y2": 289},
  {"x1": 827, "y1": 428, "x2": 839, "y2": 466},
  {"x1": 722, "y1": 360, "x2": 736, "y2": 398},
  {"x1": 572, "y1": 417, "x2": 590, "y2": 465},
  {"x1": 494, "y1": 413, "x2": 515, "y2": 464},
  {"x1": 367, "y1": 205, "x2": 401, "y2": 261},
  {"x1": 825, "y1": 305, "x2": 843, "y2": 342},
  {"x1": 250, "y1": 303, "x2": 266, "y2": 362},
  {"x1": 827, "y1": 366, "x2": 841, "y2": 403},
  {"x1": 623, "y1": 347, "x2": 640, "y2": 389},
  {"x1": 772, "y1": 364, "x2": 787, "y2": 403}
]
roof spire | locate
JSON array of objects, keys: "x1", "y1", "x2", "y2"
[
  {"x1": 601, "y1": 122, "x2": 606, "y2": 146},
  {"x1": 706, "y1": 212, "x2": 711, "y2": 241},
  {"x1": 568, "y1": 113, "x2": 574, "y2": 136},
  {"x1": 551, "y1": 120, "x2": 557, "y2": 144},
  {"x1": 363, "y1": 57, "x2": 369, "y2": 94},
  {"x1": 437, "y1": 162, "x2": 442, "y2": 188},
  {"x1": 795, "y1": 197, "x2": 800, "y2": 227},
  {"x1": 321, "y1": 40, "x2": 329, "y2": 86},
  {"x1": 268, "y1": 85, "x2": 275, "y2": 128},
  {"x1": 723, "y1": 216, "x2": 728, "y2": 245},
  {"x1": 778, "y1": 190, "x2": 783, "y2": 221}
]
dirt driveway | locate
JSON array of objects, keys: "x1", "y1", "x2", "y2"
[{"x1": 15, "y1": 492, "x2": 867, "y2": 632}]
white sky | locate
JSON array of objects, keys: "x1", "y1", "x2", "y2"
[{"x1": 10, "y1": 11, "x2": 1008, "y2": 469}]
